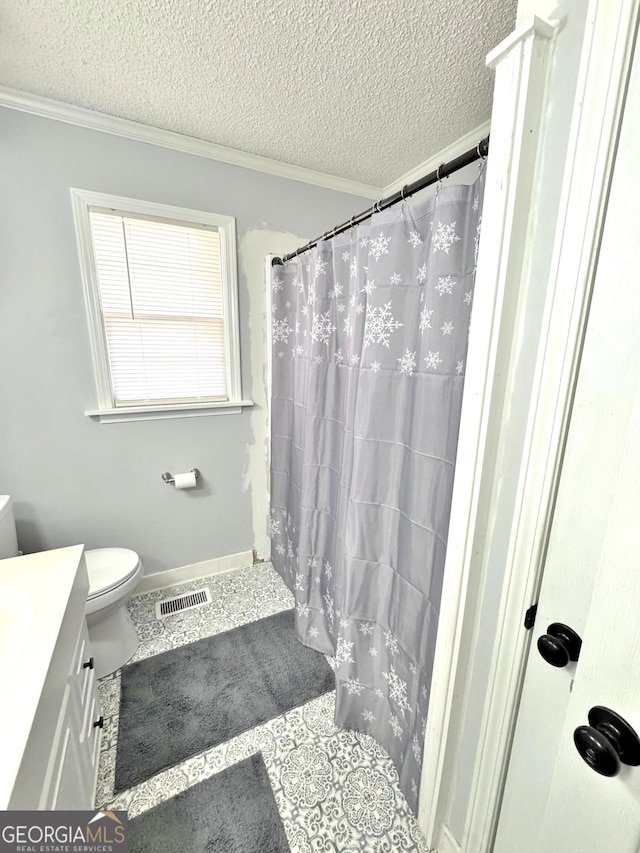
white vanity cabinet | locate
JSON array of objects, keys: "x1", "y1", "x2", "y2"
[
  {"x1": 0, "y1": 545, "x2": 102, "y2": 810},
  {"x1": 36, "y1": 620, "x2": 101, "y2": 809}
]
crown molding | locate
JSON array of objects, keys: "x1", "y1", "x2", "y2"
[
  {"x1": 382, "y1": 120, "x2": 491, "y2": 196},
  {"x1": 0, "y1": 85, "x2": 382, "y2": 200}
]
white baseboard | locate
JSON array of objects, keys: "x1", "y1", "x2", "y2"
[
  {"x1": 135, "y1": 549, "x2": 255, "y2": 594},
  {"x1": 439, "y1": 826, "x2": 461, "y2": 853}
]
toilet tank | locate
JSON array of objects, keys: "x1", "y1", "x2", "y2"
[{"x1": 0, "y1": 496, "x2": 19, "y2": 559}]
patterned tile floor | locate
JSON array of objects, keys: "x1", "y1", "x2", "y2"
[{"x1": 96, "y1": 562, "x2": 428, "y2": 852}]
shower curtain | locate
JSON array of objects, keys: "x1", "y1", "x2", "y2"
[{"x1": 270, "y1": 168, "x2": 484, "y2": 812}]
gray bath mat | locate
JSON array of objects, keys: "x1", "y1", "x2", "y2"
[
  {"x1": 128, "y1": 752, "x2": 290, "y2": 853},
  {"x1": 115, "y1": 609, "x2": 334, "y2": 792}
]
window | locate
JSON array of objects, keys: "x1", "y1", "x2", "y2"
[{"x1": 71, "y1": 190, "x2": 250, "y2": 422}]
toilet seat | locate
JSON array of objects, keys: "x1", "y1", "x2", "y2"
[{"x1": 85, "y1": 547, "x2": 141, "y2": 599}]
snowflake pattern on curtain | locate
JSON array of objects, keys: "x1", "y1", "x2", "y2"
[{"x1": 270, "y1": 169, "x2": 485, "y2": 812}]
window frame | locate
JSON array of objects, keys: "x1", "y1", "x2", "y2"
[{"x1": 70, "y1": 189, "x2": 251, "y2": 422}]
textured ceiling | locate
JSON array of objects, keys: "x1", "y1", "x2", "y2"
[{"x1": 0, "y1": 0, "x2": 517, "y2": 187}]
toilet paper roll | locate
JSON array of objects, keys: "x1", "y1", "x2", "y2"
[{"x1": 173, "y1": 471, "x2": 197, "y2": 489}]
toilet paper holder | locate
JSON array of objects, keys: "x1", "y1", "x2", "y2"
[{"x1": 162, "y1": 468, "x2": 200, "y2": 485}]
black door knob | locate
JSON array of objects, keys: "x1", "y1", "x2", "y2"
[
  {"x1": 574, "y1": 706, "x2": 640, "y2": 776},
  {"x1": 537, "y1": 623, "x2": 582, "y2": 667}
]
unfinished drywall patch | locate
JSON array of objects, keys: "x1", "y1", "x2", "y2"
[{"x1": 240, "y1": 227, "x2": 305, "y2": 561}]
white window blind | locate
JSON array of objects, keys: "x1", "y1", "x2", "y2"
[{"x1": 88, "y1": 210, "x2": 228, "y2": 406}]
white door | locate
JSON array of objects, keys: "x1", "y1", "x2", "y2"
[
  {"x1": 494, "y1": 27, "x2": 640, "y2": 853},
  {"x1": 536, "y1": 373, "x2": 640, "y2": 850}
]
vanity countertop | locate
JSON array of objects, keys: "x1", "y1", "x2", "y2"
[{"x1": 0, "y1": 544, "x2": 87, "y2": 809}]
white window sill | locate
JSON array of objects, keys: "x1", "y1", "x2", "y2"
[{"x1": 85, "y1": 400, "x2": 254, "y2": 423}]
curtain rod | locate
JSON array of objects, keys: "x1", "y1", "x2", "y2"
[{"x1": 271, "y1": 135, "x2": 489, "y2": 267}]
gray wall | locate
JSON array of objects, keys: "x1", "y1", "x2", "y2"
[{"x1": 0, "y1": 108, "x2": 370, "y2": 574}]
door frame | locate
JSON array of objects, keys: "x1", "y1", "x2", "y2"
[{"x1": 418, "y1": 2, "x2": 640, "y2": 850}]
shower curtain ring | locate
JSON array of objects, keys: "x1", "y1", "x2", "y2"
[
  {"x1": 476, "y1": 141, "x2": 487, "y2": 173},
  {"x1": 435, "y1": 164, "x2": 443, "y2": 198}
]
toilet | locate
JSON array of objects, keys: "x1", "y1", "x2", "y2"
[
  {"x1": 85, "y1": 547, "x2": 143, "y2": 678},
  {"x1": 0, "y1": 496, "x2": 143, "y2": 679}
]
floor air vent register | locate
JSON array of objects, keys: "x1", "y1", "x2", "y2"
[{"x1": 155, "y1": 588, "x2": 212, "y2": 619}]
